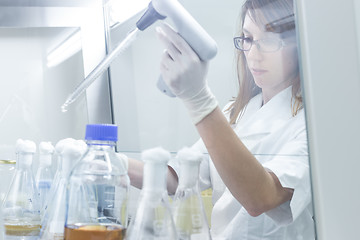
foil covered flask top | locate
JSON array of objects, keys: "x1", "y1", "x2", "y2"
[{"x1": 126, "y1": 147, "x2": 177, "y2": 240}]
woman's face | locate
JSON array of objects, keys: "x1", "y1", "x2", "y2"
[{"x1": 242, "y1": 11, "x2": 299, "y2": 97}]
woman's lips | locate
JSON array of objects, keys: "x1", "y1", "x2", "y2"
[{"x1": 251, "y1": 68, "x2": 268, "y2": 76}]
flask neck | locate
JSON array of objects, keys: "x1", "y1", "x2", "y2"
[
  {"x1": 143, "y1": 162, "x2": 167, "y2": 192},
  {"x1": 178, "y1": 162, "x2": 200, "y2": 188},
  {"x1": 58, "y1": 145, "x2": 87, "y2": 176},
  {"x1": 39, "y1": 154, "x2": 52, "y2": 167},
  {"x1": 16, "y1": 152, "x2": 34, "y2": 169},
  {"x1": 60, "y1": 156, "x2": 75, "y2": 176}
]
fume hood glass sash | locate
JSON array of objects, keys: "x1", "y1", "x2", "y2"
[{"x1": 0, "y1": 0, "x2": 113, "y2": 124}]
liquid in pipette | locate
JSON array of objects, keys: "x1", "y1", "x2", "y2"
[{"x1": 61, "y1": 28, "x2": 139, "y2": 113}]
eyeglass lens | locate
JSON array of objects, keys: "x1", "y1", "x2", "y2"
[{"x1": 235, "y1": 38, "x2": 283, "y2": 52}]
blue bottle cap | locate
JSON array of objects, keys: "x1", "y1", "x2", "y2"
[{"x1": 85, "y1": 124, "x2": 118, "y2": 142}]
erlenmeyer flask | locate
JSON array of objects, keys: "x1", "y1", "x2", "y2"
[
  {"x1": 1, "y1": 206, "x2": 5, "y2": 240},
  {"x1": 65, "y1": 124, "x2": 129, "y2": 240},
  {"x1": 126, "y1": 147, "x2": 178, "y2": 240},
  {"x1": 35, "y1": 141, "x2": 54, "y2": 218},
  {"x1": 172, "y1": 147, "x2": 211, "y2": 240},
  {"x1": 45, "y1": 138, "x2": 76, "y2": 206},
  {"x1": 39, "y1": 138, "x2": 86, "y2": 240},
  {"x1": 2, "y1": 139, "x2": 41, "y2": 240}
]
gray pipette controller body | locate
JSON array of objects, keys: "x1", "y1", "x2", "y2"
[{"x1": 136, "y1": 0, "x2": 218, "y2": 97}]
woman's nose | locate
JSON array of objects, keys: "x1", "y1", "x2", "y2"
[{"x1": 246, "y1": 43, "x2": 263, "y2": 61}]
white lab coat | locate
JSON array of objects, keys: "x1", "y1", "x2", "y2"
[{"x1": 169, "y1": 86, "x2": 315, "y2": 240}]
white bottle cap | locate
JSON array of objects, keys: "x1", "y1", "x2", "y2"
[
  {"x1": 142, "y1": 147, "x2": 171, "y2": 191},
  {"x1": 177, "y1": 147, "x2": 203, "y2": 188}
]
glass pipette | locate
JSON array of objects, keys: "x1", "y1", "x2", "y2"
[{"x1": 61, "y1": 28, "x2": 139, "y2": 112}]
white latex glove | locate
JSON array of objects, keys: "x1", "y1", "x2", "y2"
[{"x1": 156, "y1": 23, "x2": 218, "y2": 125}]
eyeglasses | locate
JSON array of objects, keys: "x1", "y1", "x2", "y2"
[{"x1": 233, "y1": 36, "x2": 285, "y2": 53}]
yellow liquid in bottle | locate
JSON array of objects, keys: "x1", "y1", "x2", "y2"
[
  {"x1": 4, "y1": 224, "x2": 41, "y2": 236},
  {"x1": 64, "y1": 223, "x2": 126, "y2": 240}
]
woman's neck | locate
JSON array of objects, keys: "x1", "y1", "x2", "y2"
[{"x1": 262, "y1": 85, "x2": 292, "y2": 105}]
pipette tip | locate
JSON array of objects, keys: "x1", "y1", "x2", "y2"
[
  {"x1": 60, "y1": 28, "x2": 139, "y2": 112},
  {"x1": 61, "y1": 103, "x2": 68, "y2": 113}
]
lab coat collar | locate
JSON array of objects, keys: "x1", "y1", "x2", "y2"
[{"x1": 235, "y1": 86, "x2": 294, "y2": 138}]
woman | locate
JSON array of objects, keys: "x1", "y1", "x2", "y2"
[{"x1": 129, "y1": 0, "x2": 315, "y2": 239}]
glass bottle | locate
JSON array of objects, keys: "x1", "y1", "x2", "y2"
[
  {"x1": 39, "y1": 139, "x2": 87, "y2": 240},
  {"x1": 172, "y1": 147, "x2": 211, "y2": 240},
  {"x1": 64, "y1": 124, "x2": 129, "y2": 240},
  {"x1": 126, "y1": 147, "x2": 178, "y2": 240},
  {"x1": 2, "y1": 139, "x2": 41, "y2": 240},
  {"x1": 35, "y1": 142, "x2": 54, "y2": 217}
]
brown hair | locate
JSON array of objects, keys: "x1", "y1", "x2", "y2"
[{"x1": 227, "y1": 0, "x2": 302, "y2": 125}]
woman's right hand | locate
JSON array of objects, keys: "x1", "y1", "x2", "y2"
[
  {"x1": 156, "y1": 23, "x2": 208, "y2": 99},
  {"x1": 156, "y1": 23, "x2": 218, "y2": 124}
]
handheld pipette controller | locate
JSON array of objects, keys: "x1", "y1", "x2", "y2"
[
  {"x1": 136, "y1": 0, "x2": 218, "y2": 97},
  {"x1": 61, "y1": 0, "x2": 217, "y2": 111}
]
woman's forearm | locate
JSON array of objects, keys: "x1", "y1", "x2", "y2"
[
  {"x1": 128, "y1": 158, "x2": 144, "y2": 189},
  {"x1": 128, "y1": 157, "x2": 179, "y2": 194},
  {"x1": 196, "y1": 107, "x2": 293, "y2": 216}
]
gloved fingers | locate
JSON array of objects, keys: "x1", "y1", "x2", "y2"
[
  {"x1": 165, "y1": 44, "x2": 182, "y2": 63},
  {"x1": 160, "y1": 51, "x2": 183, "y2": 92},
  {"x1": 156, "y1": 24, "x2": 201, "y2": 70},
  {"x1": 160, "y1": 62, "x2": 168, "y2": 73},
  {"x1": 156, "y1": 26, "x2": 182, "y2": 62},
  {"x1": 160, "y1": 66, "x2": 171, "y2": 83},
  {"x1": 161, "y1": 48, "x2": 179, "y2": 68},
  {"x1": 163, "y1": 49, "x2": 174, "y2": 62},
  {"x1": 158, "y1": 22, "x2": 199, "y2": 61},
  {"x1": 159, "y1": 63, "x2": 175, "y2": 88},
  {"x1": 160, "y1": 46, "x2": 199, "y2": 78}
]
